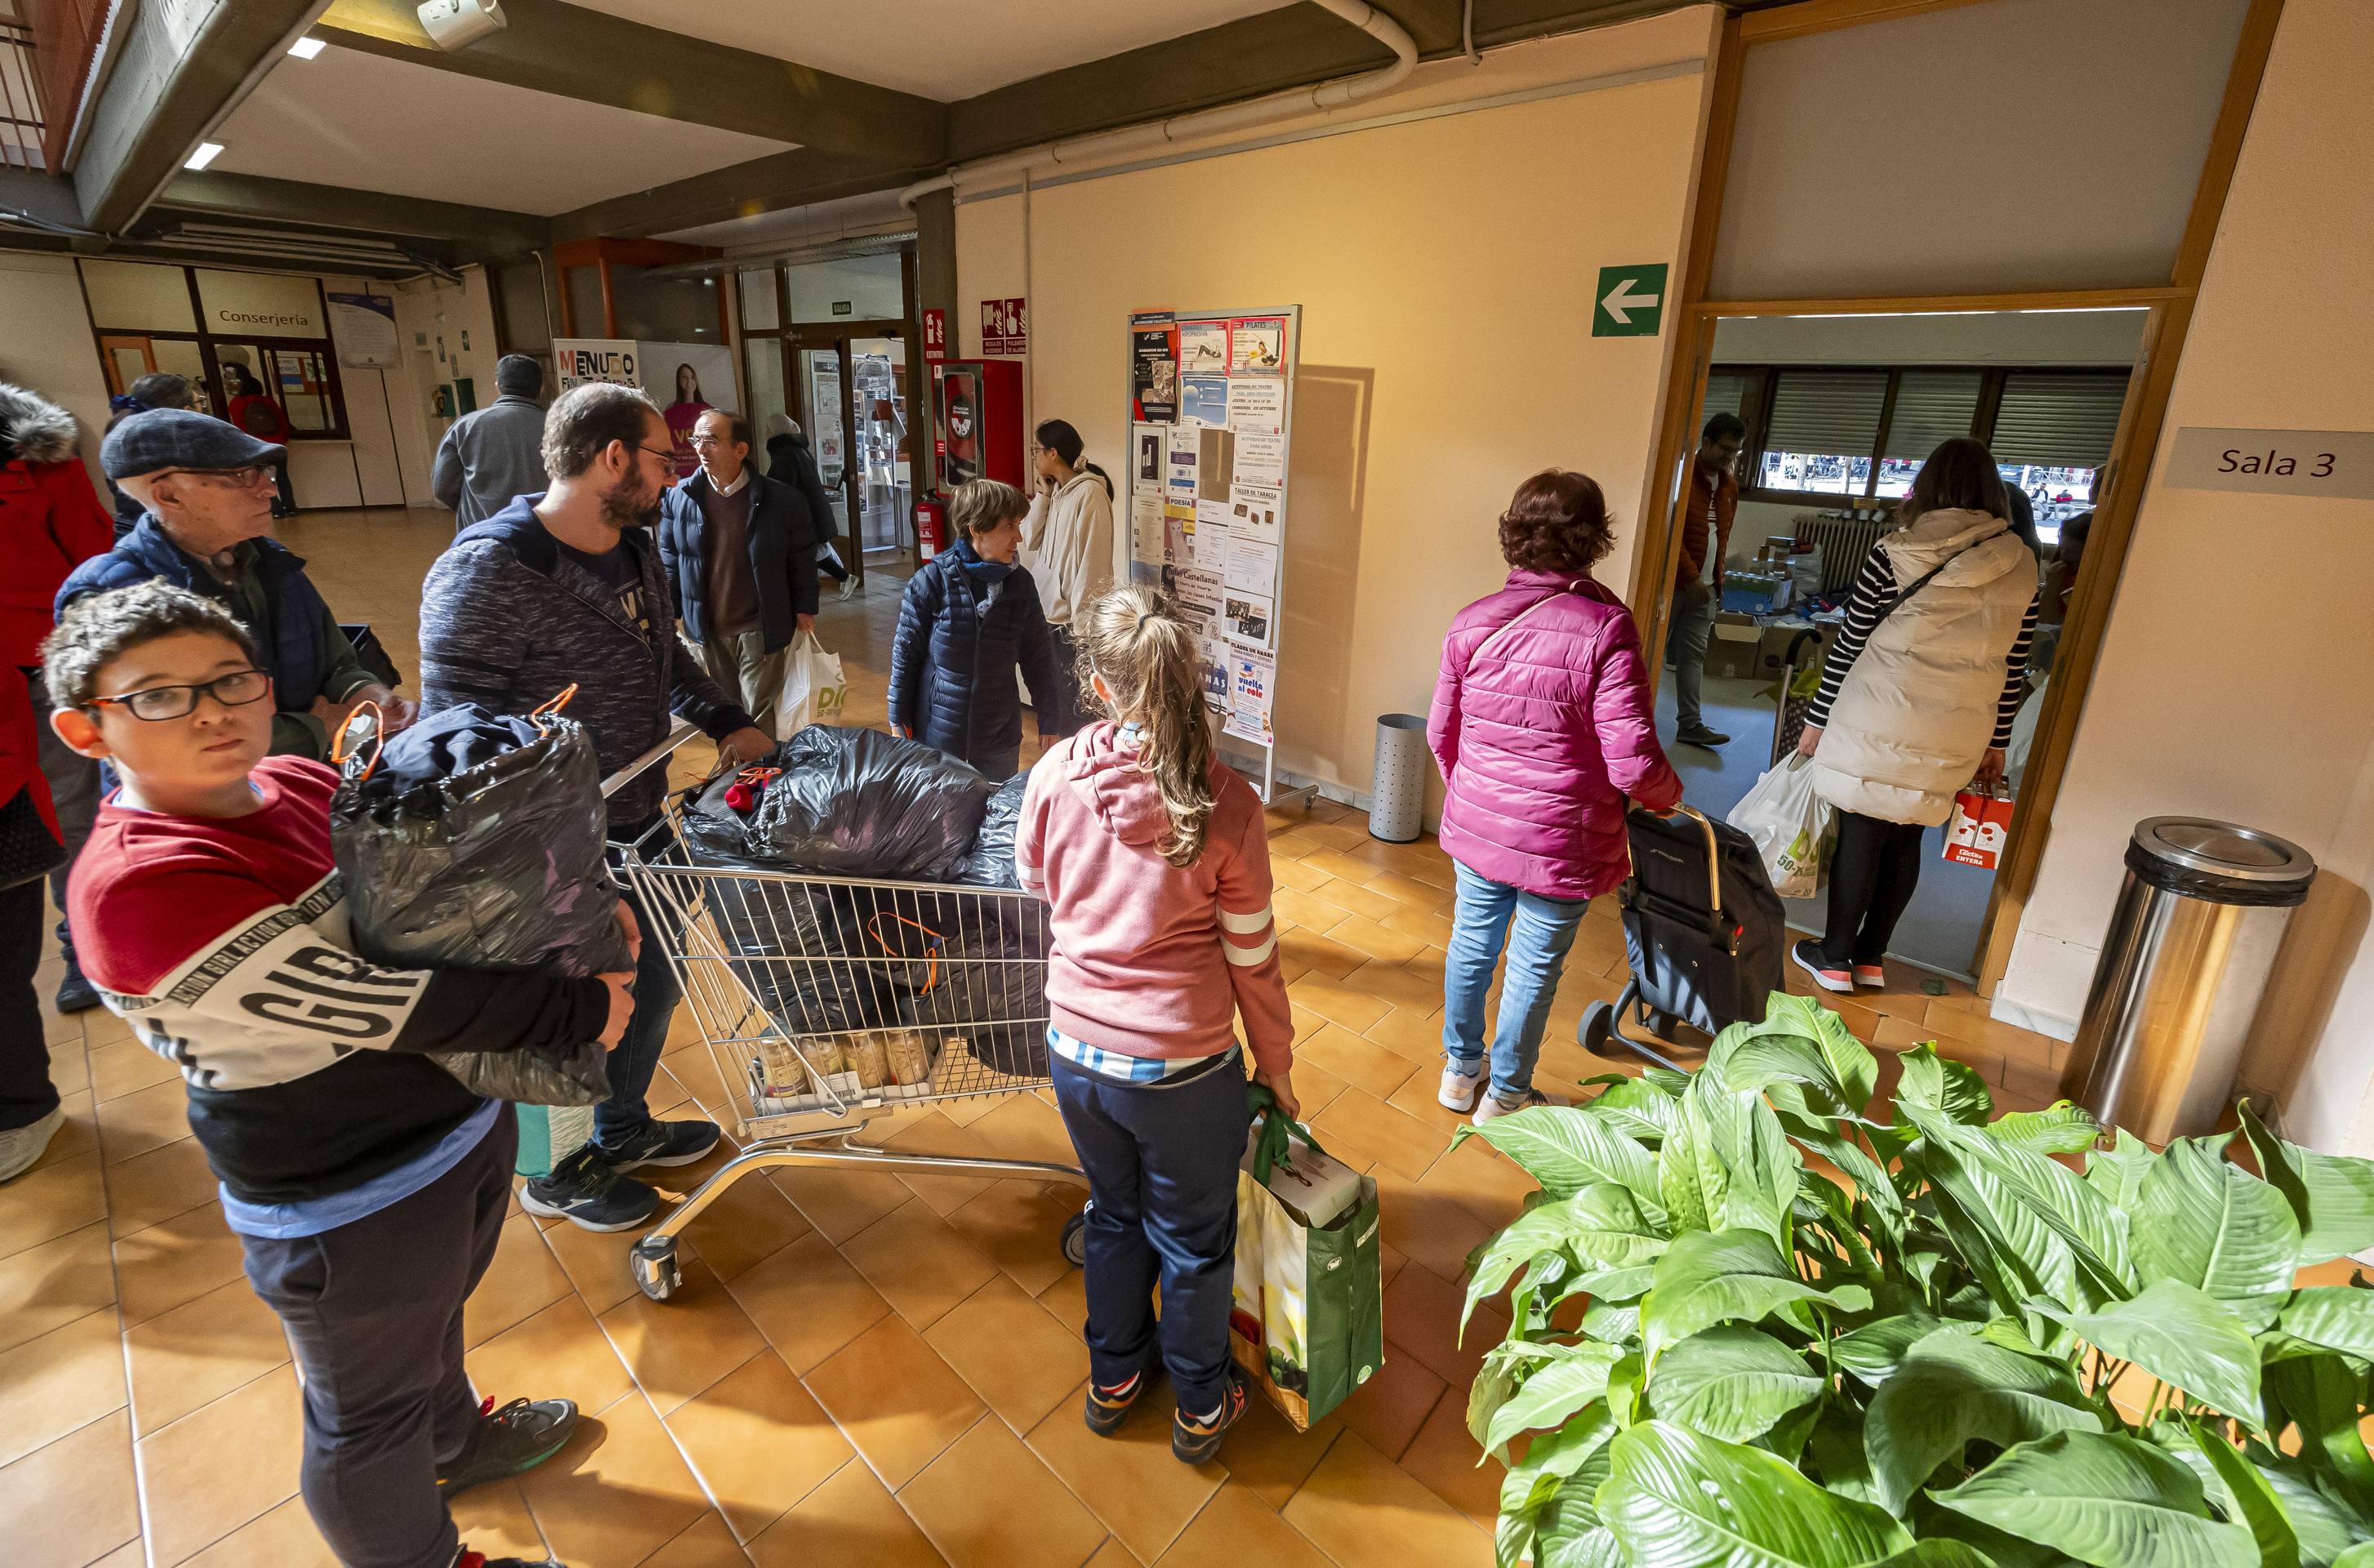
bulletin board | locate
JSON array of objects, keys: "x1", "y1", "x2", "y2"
[{"x1": 1124, "y1": 305, "x2": 1302, "y2": 804}]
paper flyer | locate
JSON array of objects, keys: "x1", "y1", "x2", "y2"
[
  {"x1": 1129, "y1": 492, "x2": 1165, "y2": 564},
  {"x1": 1200, "y1": 649, "x2": 1230, "y2": 712},
  {"x1": 1130, "y1": 311, "x2": 1178, "y2": 423},
  {"x1": 1164, "y1": 506, "x2": 1192, "y2": 566},
  {"x1": 1227, "y1": 317, "x2": 1288, "y2": 377},
  {"x1": 1232, "y1": 427, "x2": 1286, "y2": 487},
  {"x1": 1178, "y1": 320, "x2": 1228, "y2": 376},
  {"x1": 1190, "y1": 507, "x2": 1230, "y2": 571},
  {"x1": 1226, "y1": 648, "x2": 1276, "y2": 743},
  {"x1": 1228, "y1": 483, "x2": 1282, "y2": 546},
  {"x1": 1227, "y1": 376, "x2": 1285, "y2": 433},
  {"x1": 1223, "y1": 535, "x2": 1279, "y2": 596},
  {"x1": 1181, "y1": 376, "x2": 1230, "y2": 429},
  {"x1": 1131, "y1": 423, "x2": 1165, "y2": 492},
  {"x1": 1223, "y1": 588, "x2": 1275, "y2": 651},
  {"x1": 1175, "y1": 568, "x2": 1224, "y2": 654}
]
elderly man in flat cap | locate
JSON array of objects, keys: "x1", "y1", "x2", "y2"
[{"x1": 57, "y1": 408, "x2": 416, "y2": 760}]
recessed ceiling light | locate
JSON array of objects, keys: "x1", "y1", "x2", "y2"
[
  {"x1": 185, "y1": 141, "x2": 225, "y2": 170},
  {"x1": 288, "y1": 37, "x2": 326, "y2": 59}
]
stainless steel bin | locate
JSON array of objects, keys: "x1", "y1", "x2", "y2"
[
  {"x1": 1370, "y1": 715, "x2": 1429, "y2": 844},
  {"x1": 2060, "y1": 817, "x2": 2315, "y2": 1143}
]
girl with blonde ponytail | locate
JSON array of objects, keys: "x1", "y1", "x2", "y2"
[{"x1": 1013, "y1": 584, "x2": 1295, "y2": 1467}]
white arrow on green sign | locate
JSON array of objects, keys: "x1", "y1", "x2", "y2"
[{"x1": 1593, "y1": 263, "x2": 1668, "y2": 337}]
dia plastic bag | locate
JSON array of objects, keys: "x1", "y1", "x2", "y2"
[
  {"x1": 771, "y1": 630, "x2": 848, "y2": 740},
  {"x1": 1726, "y1": 753, "x2": 1833, "y2": 899}
]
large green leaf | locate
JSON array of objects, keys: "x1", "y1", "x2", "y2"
[
  {"x1": 2185, "y1": 1419, "x2": 2301, "y2": 1568},
  {"x1": 2278, "y1": 1287, "x2": 2374, "y2": 1361},
  {"x1": 1707, "y1": 996, "x2": 1879, "y2": 1118},
  {"x1": 1898, "y1": 1045, "x2": 1995, "y2": 1125},
  {"x1": 1833, "y1": 1312, "x2": 1953, "y2": 1387},
  {"x1": 2131, "y1": 1135, "x2": 2299, "y2": 1330},
  {"x1": 1864, "y1": 1327, "x2": 2105, "y2": 1512},
  {"x1": 1583, "y1": 1076, "x2": 1681, "y2": 1143},
  {"x1": 1900, "y1": 1098, "x2": 2133, "y2": 1303},
  {"x1": 1764, "y1": 992, "x2": 1882, "y2": 1112},
  {"x1": 1646, "y1": 1326, "x2": 1823, "y2": 1443},
  {"x1": 2032, "y1": 1281, "x2": 2264, "y2": 1425},
  {"x1": 2262, "y1": 1355, "x2": 2374, "y2": 1521},
  {"x1": 1931, "y1": 1431, "x2": 2256, "y2": 1568},
  {"x1": 1486, "y1": 1343, "x2": 1627, "y2": 1456},
  {"x1": 1457, "y1": 1107, "x2": 1666, "y2": 1214},
  {"x1": 1597, "y1": 1419, "x2": 1913, "y2": 1568},
  {"x1": 2083, "y1": 1129, "x2": 2157, "y2": 1212},
  {"x1": 1865, "y1": 1546, "x2": 2003, "y2": 1568},
  {"x1": 1985, "y1": 1103, "x2": 2105, "y2": 1156},
  {"x1": 2238, "y1": 1103, "x2": 2374, "y2": 1266},
  {"x1": 1901, "y1": 1120, "x2": 2091, "y2": 1318},
  {"x1": 2254, "y1": 1451, "x2": 2367, "y2": 1568},
  {"x1": 1701, "y1": 1081, "x2": 1804, "y2": 1247},
  {"x1": 1464, "y1": 1184, "x2": 1668, "y2": 1330},
  {"x1": 1640, "y1": 1228, "x2": 1873, "y2": 1360}
]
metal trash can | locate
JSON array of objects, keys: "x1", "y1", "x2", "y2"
[
  {"x1": 1370, "y1": 715, "x2": 1429, "y2": 843},
  {"x1": 2060, "y1": 817, "x2": 2316, "y2": 1143}
]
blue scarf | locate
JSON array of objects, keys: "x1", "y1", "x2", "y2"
[{"x1": 951, "y1": 536, "x2": 1015, "y2": 595}]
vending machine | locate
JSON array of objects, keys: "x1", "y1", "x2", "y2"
[{"x1": 931, "y1": 359, "x2": 1025, "y2": 497}]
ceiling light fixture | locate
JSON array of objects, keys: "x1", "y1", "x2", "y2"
[
  {"x1": 185, "y1": 141, "x2": 225, "y2": 171},
  {"x1": 288, "y1": 37, "x2": 326, "y2": 59}
]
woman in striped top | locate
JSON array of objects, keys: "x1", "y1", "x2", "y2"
[{"x1": 1794, "y1": 439, "x2": 2039, "y2": 992}]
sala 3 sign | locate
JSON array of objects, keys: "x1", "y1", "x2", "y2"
[{"x1": 2221, "y1": 447, "x2": 2338, "y2": 476}]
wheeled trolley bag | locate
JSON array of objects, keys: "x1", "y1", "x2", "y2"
[{"x1": 1581, "y1": 804, "x2": 1787, "y2": 1072}]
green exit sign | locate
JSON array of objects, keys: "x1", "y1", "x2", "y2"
[{"x1": 1592, "y1": 264, "x2": 1668, "y2": 337}]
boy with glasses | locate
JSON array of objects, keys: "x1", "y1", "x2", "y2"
[{"x1": 45, "y1": 579, "x2": 637, "y2": 1568}]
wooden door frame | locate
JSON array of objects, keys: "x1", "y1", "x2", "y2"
[{"x1": 1627, "y1": 0, "x2": 2287, "y2": 995}]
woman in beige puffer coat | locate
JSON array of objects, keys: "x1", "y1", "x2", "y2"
[{"x1": 1792, "y1": 438, "x2": 2039, "y2": 993}]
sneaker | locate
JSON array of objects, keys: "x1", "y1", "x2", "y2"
[
  {"x1": 1472, "y1": 1088, "x2": 1566, "y2": 1126},
  {"x1": 0, "y1": 1107, "x2": 64, "y2": 1183},
  {"x1": 455, "y1": 1551, "x2": 563, "y2": 1568},
  {"x1": 519, "y1": 1147, "x2": 659, "y2": 1232},
  {"x1": 1676, "y1": 724, "x2": 1730, "y2": 748},
  {"x1": 1852, "y1": 963, "x2": 1886, "y2": 990},
  {"x1": 594, "y1": 1116, "x2": 721, "y2": 1172},
  {"x1": 837, "y1": 576, "x2": 860, "y2": 602},
  {"x1": 53, "y1": 950, "x2": 100, "y2": 1014},
  {"x1": 1438, "y1": 1065, "x2": 1482, "y2": 1112},
  {"x1": 1173, "y1": 1367, "x2": 1248, "y2": 1464},
  {"x1": 1792, "y1": 938, "x2": 1855, "y2": 996},
  {"x1": 1085, "y1": 1370, "x2": 1145, "y2": 1437},
  {"x1": 439, "y1": 1396, "x2": 580, "y2": 1498}
]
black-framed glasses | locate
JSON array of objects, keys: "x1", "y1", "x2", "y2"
[
  {"x1": 150, "y1": 465, "x2": 274, "y2": 489},
  {"x1": 87, "y1": 668, "x2": 271, "y2": 721}
]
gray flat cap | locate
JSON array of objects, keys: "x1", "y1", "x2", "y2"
[{"x1": 102, "y1": 408, "x2": 284, "y2": 480}]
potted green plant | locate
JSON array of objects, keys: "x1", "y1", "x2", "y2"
[{"x1": 1461, "y1": 993, "x2": 2374, "y2": 1568}]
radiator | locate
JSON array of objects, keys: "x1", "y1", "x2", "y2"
[{"x1": 1794, "y1": 512, "x2": 1896, "y2": 595}]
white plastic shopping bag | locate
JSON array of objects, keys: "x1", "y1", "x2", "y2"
[
  {"x1": 1727, "y1": 754, "x2": 1833, "y2": 898},
  {"x1": 772, "y1": 630, "x2": 848, "y2": 739}
]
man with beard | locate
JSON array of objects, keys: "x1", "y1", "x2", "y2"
[{"x1": 420, "y1": 382, "x2": 773, "y2": 1230}]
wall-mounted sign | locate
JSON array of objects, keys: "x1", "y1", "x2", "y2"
[
  {"x1": 981, "y1": 296, "x2": 1027, "y2": 356},
  {"x1": 831, "y1": 301, "x2": 853, "y2": 316},
  {"x1": 922, "y1": 307, "x2": 948, "y2": 361},
  {"x1": 1591, "y1": 262, "x2": 1668, "y2": 338},
  {"x1": 325, "y1": 292, "x2": 399, "y2": 369},
  {"x1": 555, "y1": 338, "x2": 639, "y2": 394},
  {"x1": 2162, "y1": 427, "x2": 2374, "y2": 501},
  {"x1": 196, "y1": 268, "x2": 326, "y2": 338}
]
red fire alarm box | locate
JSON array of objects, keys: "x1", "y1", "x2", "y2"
[{"x1": 932, "y1": 359, "x2": 1024, "y2": 497}]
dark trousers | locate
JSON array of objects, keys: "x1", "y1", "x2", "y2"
[
  {"x1": 27, "y1": 667, "x2": 101, "y2": 971},
  {"x1": 1046, "y1": 624, "x2": 1087, "y2": 737},
  {"x1": 1049, "y1": 1054, "x2": 1247, "y2": 1414},
  {"x1": 817, "y1": 541, "x2": 851, "y2": 584},
  {"x1": 0, "y1": 877, "x2": 56, "y2": 1133},
  {"x1": 1820, "y1": 810, "x2": 1926, "y2": 967},
  {"x1": 240, "y1": 1109, "x2": 516, "y2": 1568},
  {"x1": 597, "y1": 824, "x2": 685, "y2": 1148}
]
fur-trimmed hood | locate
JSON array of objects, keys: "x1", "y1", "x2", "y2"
[{"x1": 0, "y1": 383, "x2": 80, "y2": 466}]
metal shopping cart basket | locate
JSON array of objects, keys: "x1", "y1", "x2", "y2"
[{"x1": 604, "y1": 728, "x2": 1089, "y2": 1304}]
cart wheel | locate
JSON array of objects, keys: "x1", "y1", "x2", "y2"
[
  {"x1": 1648, "y1": 1009, "x2": 1681, "y2": 1040},
  {"x1": 630, "y1": 1236, "x2": 680, "y2": 1303},
  {"x1": 1580, "y1": 1001, "x2": 1615, "y2": 1055},
  {"x1": 1060, "y1": 1208, "x2": 1089, "y2": 1268}
]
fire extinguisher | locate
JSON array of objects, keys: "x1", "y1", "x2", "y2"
[{"x1": 915, "y1": 498, "x2": 948, "y2": 561}]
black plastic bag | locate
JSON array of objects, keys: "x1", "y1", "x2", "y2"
[
  {"x1": 738, "y1": 726, "x2": 996, "y2": 880},
  {"x1": 693, "y1": 866, "x2": 894, "y2": 1036},
  {"x1": 330, "y1": 704, "x2": 626, "y2": 1105},
  {"x1": 893, "y1": 911, "x2": 1050, "y2": 1078},
  {"x1": 954, "y1": 774, "x2": 1027, "y2": 889}
]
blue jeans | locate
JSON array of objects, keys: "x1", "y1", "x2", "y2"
[
  {"x1": 1049, "y1": 1054, "x2": 1247, "y2": 1414},
  {"x1": 1441, "y1": 862, "x2": 1588, "y2": 1102},
  {"x1": 597, "y1": 822, "x2": 688, "y2": 1148}
]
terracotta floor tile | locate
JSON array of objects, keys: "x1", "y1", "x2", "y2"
[
  {"x1": 1308, "y1": 1089, "x2": 1444, "y2": 1183},
  {"x1": 1370, "y1": 1168, "x2": 1494, "y2": 1290},
  {"x1": 180, "y1": 1495, "x2": 338, "y2": 1568},
  {"x1": 89, "y1": 1036, "x2": 180, "y2": 1104},
  {"x1": 1278, "y1": 1059, "x2": 1347, "y2": 1123},
  {"x1": 1283, "y1": 1430, "x2": 1490, "y2": 1566},
  {"x1": 664, "y1": 1348, "x2": 853, "y2": 1541},
  {"x1": 80, "y1": 1006, "x2": 137, "y2": 1049},
  {"x1": 946, "y1": 1179, "x2": 1083, "y2": 1298},
  {"x1": 1295, "y1": 1023, "x2": 1419, "y2": 1101},
  {"x1": 1380, "y1": 905, "x2": 1458, "y2": 951},
  {"x1": 598, "y1": 1252, "x2": 768, "y2": 1415},
  {"x1": 1214, "y1": 1391, "x2": 1338, "y2": 1512},
  {"x1": 447, "y1": 1480, "x2": 555, "y2": 1564},
  {"x1": 1325, "y1": 915, "x2": 1431, "y2": 966},
  {"x1": 100, "y1": 1136, "x2": 219, "y2": 1238},
  {"x1": 1083, "y1": 1539, "x2": 1140, "y2": 1568},
  {"x1": 1873, "y1": 1013, "x2": 2007, "y2": 1081},
  {"x1": 1338, "y1": 957, "x2": 1444, "y2": 1015},
  {"x1": 1416, "y1": 1134, "x2": 1538, "y2": 1232},
  {"x1": 675, "y1": 1165, "x2": 813, "y2": 1284},
  {"x1": 1330, "y1": 1343, "x2": 1445, "y2": 1462},
  {"x1": 467, "y1": 1296, "x2": 635, "y2": 1419},
  {"x1": 94, "y1": 1080, "x2": 191, "y2": 1165},
  {"x1": 842, "y1": 1197, "x2": 999, "y2": 1330},
  {"x1": 1275, "y1": 927, "x2": 1365, "y2": 983},
  {"x1": 114, "y1": 1203, "x2": 247, "y2": 1328},
  {"x1": 728, "y1": 1230, "x2": 891, "y2": 1373},
  {"x1": 463, "y1": 1213, "x2": 576, "y2": 1350},
  {"x1": 538, "y1": 1208, "x2": 652, "y2": 1317},
  {"x1": 1154, "y1": 1481, "x2": 1333, "y2": 1568},
  {"x1": 900, "y1": 1416, "x2": 1108, "y2": 1568},
  {"x1": 1026, "y1": 1379, "x2": 1223, "y2": 1562},
  {"x1": 0, "y1": 1406, "x2": 140, "y2": 1568},
  {"x1": 1365, "y1": 871, "x2": 1456, "y2": 915},
  {"x1": 1269, "y1": 855, "x2": 1334, "y2": 893},
  {"x1": 1398, "y1": 1383, "x2": 1504, "y2": 1527},
  {"x1": 768, "y1": 1160, "x2": 916, "y2": 1245},
  {"x1": 804, "y1": 1315, "x2": 985, "y2": 1489},
  {"x1": 1361, "y1": 1004, "x2": 1447, "y2": 1065},
  {"x1": 85, "y1": 1542, "x2": 146, "y2": 1568},
  {"x1": 1302, "y1": 849, "x2": 1387, "y2": 888},
  {"x1": 641, "y1": 1509, "x2": 748, "y2": 1568},
  {"x1": 1289, "y1": 1002, "x2": 1326, "y2": 1044},
  {"x1": 0, "y1": 1306, "x2": 127, "y2": 1467},
  {"x1": 0, "y1": 1148, "x2": 106, "y2": 1261},
  {"x1": 0, "y1": 1220, "x2": 115, "y2": 1353},
  {"x1": 745, "y1": 1456, "x2": 947, "y2": 1568},
  {"x1": 1307, "y1": 878, "x2": 1403, "y2": 924},
  {"x1": 967, "y1": 1092, "x2": 1081, "y2": 1170},
  {"x1": 137, "y1": 1363, "x2": 305, "y2": 1568},
  {"x1": 926, "y1": 1274, "x2": 1089, "y2": 1432},
  {"x1": 26, "y1": 1091, "x2": 100, "y2": 1176},
  {"x1": 126, "y1": 1277, "x2": 289, "y2": 1437},
  {"x1": 1036, "y1": 1265, "x2": 1089, "y2": 1339},
  {"x1": 1383, "y1": 1263, "x2": 1506, "y2": 1394},
  {"x1": 883, "y1": 1114, "x2": 1004, "y2": 1216},
  {"x1": 518, "y1": 1392, "x2": 710, "y2": 1568}
]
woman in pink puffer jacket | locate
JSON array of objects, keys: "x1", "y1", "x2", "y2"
[{"x1": 1426, "y1": 469, "x2": 1682, "y2": 1124}]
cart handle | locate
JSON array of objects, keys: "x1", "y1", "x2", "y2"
[
  {"x1": 1675, "y1": 804, "x2": 1725, "y2": 923},
  {"x1": 601, "y1": 719, "x2": 703, "y2": 801}
]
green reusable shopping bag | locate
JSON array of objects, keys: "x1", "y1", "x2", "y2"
[
  {"x1": 1229, "y1": 1085, "x2": 1385, "y2": 1429},
  {"x1": 514, "y1": 1103, "x2": 595, "y2": 1180}
]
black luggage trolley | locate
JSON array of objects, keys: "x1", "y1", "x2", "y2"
[
  {"x1": 1580, "y1": 804, "x2": 1787, "y2": 1074},
  {"x1": 1769, "y1": 626, "x2": 1828, "y2": 765}
]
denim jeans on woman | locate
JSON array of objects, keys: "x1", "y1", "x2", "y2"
[{"x1": 1441, "y1": 861, "x2": 1588, "y2": 1103}]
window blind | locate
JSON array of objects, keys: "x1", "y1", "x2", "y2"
[
  {"x1": 1701, "y1": 369, "x2": 1750, "y2": 431},
  {"x1": 1882, "y1": 370, "x2": 1983, "y2": 459},
  {"x1": 1989, "y1": 371, "x2": 2129, "y2": 466},
  {"x1": 1764, "y1": 370, "x2": 1888, "y2": 454}
]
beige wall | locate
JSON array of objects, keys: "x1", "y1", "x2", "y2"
[
  {"x1": 1997, "y1": 0, "x2": 2374, "y2": 1152},
  {"x1": 954, "y1": 16, "x2": 1713, "y2": 799},
  {"x1": 0, "y1": 252, "x2": 118, "y2": 493}
]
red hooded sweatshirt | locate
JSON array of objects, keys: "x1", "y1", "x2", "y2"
[{"x1": 1016, "y1": 722, "x2": 1294, "y2": 1076}]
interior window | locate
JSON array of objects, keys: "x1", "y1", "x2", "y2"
[{"x1": 1757, "y1": 369, "x2": 1886, "y2": 497}]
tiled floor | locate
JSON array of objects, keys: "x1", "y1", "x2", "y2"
[{"x1": 3, "y1": 506, "x2": 2075, "y2": 1568}]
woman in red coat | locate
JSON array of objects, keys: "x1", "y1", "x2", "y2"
[{"x1": 0, "y1": 660, "x2": 63, "y2": 1179}]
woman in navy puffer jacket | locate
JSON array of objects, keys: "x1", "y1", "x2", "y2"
[
  {"x1": 890, "y1": 479, "x2": 1066, "y2": 779},
  {"x1": 1427, "y1": 468, "x2": 1682, "y2": 1125}
]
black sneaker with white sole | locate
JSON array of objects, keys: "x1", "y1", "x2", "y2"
[
  {"x1": 1791, "y1": 938, "x2": 1855, "y2": 995},
  {"x1": 1173, "y1": 1367, "x2": 1249, "y2": 1465},
  {"x1": 519, "y1": 1147, "x2": 659, "y2": 1232},
  {"x1": 439, "y1": 1396, "x2": 579, "y2": 1498},
  {"x1": 594, "y1": 1116, "x2": 721, "y2": 1173}
]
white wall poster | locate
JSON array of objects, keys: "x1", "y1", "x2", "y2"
[
  {"x1": 1227, "y1": 317, "x2": 1287, "y2": 376},
  {"x1": 1226, "y1": 648, "x2": 1276, "y2": 744},
  {"x1": 1181, "y1": 376, "x2": 1230, "y2": 429},
  {"x1": 1132, "y1": 422, "x2": 1165, "y2": 492},
  {"x1": 1228, "y1": 377, "x2": 1285, "y2": 432},
  {"x1": 1232, "y1": 427, "x2": 1286, "y2": 486},
  {"x1": 1130, "y1": 492, "x2": 1165, "y2": 564},
  {"x1": 1179, "y1": 320, "x2": 1228, "y2": 376},
  {"x1": 1229, "y1": 483, "x2": 1282, "y2": 546},
  {"x1": 1223, "y1": 536, "x2": 1278, "y2": 597},
  {"x1": 1223, "y1": 588, "x2": 1275, "y2": 651}
]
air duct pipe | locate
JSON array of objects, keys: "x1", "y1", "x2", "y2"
[{"x1": 900, "y1": 0, "x2": 1418, "y2": 207}]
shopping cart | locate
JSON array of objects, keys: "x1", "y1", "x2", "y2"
[
  {"x1": 604, "y1": 728, "x2": 1089, "y2": 1304},
  {"x1": 1768, "y1": 627, "x2": 1828, "y2": 765}
]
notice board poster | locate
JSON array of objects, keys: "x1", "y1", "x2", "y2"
[{"x1": 1130, "y1": 310, "x2": 1178, "y2": 423}]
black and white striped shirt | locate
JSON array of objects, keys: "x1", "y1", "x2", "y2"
[{"x1": 1805, "y1": 546, "x2": 2039, "y2": 750}]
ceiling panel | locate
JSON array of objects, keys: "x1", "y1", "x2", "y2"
[
  {"x1": 564, "y1": 0, "x2": 1297, "y2": 99},
  {"x1": 210, "y1": 45, "x2": 797, "y2": 216}
]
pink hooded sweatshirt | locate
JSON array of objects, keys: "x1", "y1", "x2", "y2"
[
  {"x1": 1428, "y1": 569, "x2": 1683, "y2": 902},
  {"x1": 1015, "y1": 722, "x2": 1294, "y2": 1076}
]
